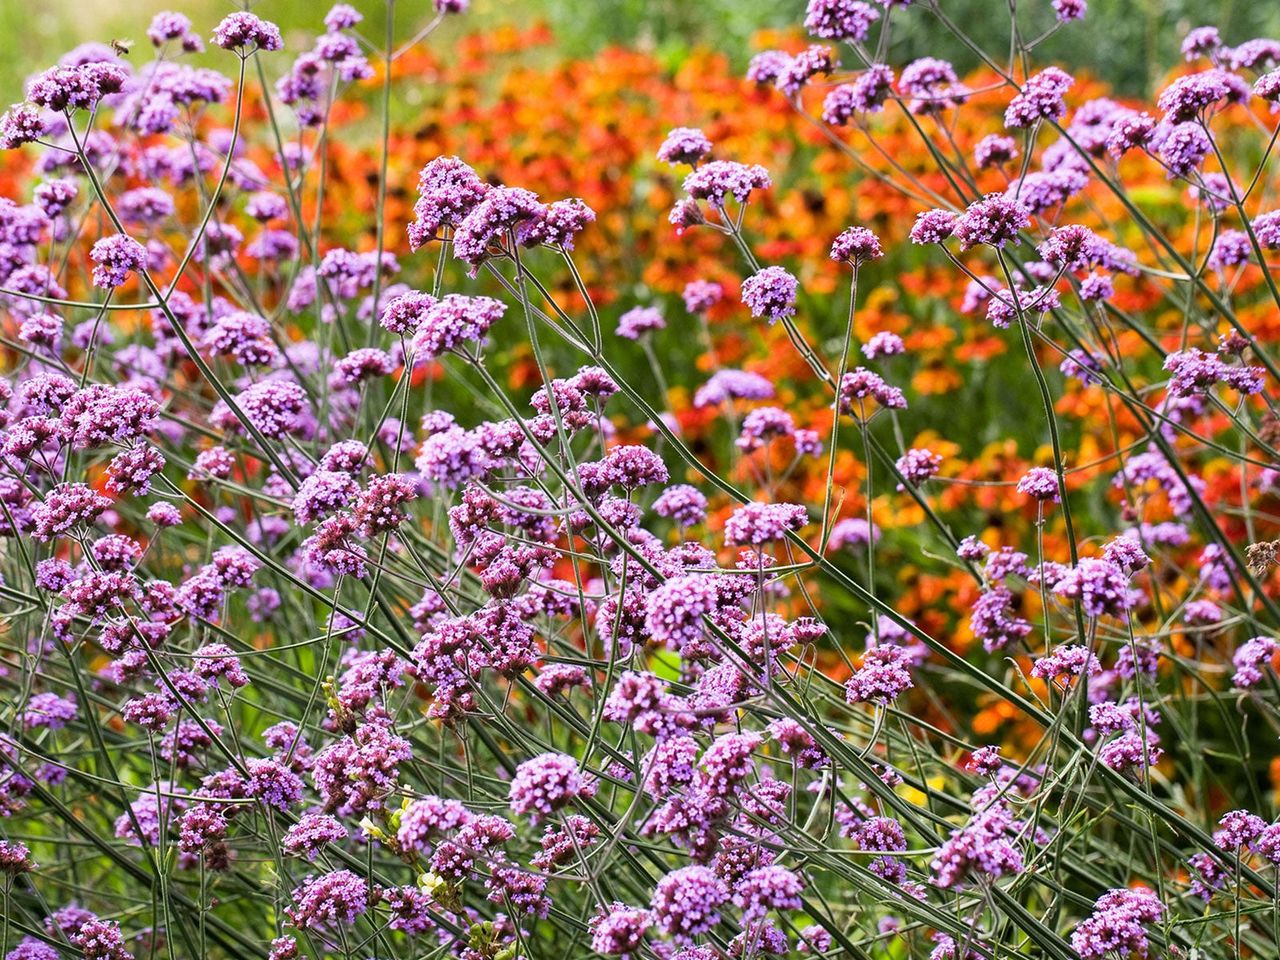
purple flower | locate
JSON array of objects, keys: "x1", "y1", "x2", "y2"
[
  {"x1": 0, "y1": 104, "x2": 49, "y2": 149},
  {"x1": 1156, "y1": 121, "x2": 1211, "y2": 178},
  {"x1": 589, "y1": 903, "x2": 652, "y2": 957},
  {"x1": 519, "y1": 196, "x2": 595, "y2": 249},
  {"x1": 953, "y1": 194, "x2": 1030, "y2": 250},
  {"x1": 741, "y1": 266, "x2": 799, "y2": 322},
  {"x1": 1232, "y1": 636, "x2": 1278, "y2": 688},
  {"x1": 724, "y1": 501, "x2": 808, "y2": 545},
  {"x1": 603, "y1": 444, "x2": 669, "y2": 488},
  {"x1": 683, "y1": 160, "x2": 771, "y2": 206},
  {"x1": 1052, "y1": 0, "x2": 1087, "y2": 22},
  {"x1": 845, "y1": 644, "x2": 914, "y2": 704},
  {"x1": 931, "y1": 803, "x2": 1023, "y2": 889},
  {"x1": 90, "y1": 234, "x2": 147, "y2": 288},
  {"x1": 823, "y1": 65, "x2": 895, "y2": 122},
  {"x1": 776, "y1": 45, "x2": 838, "y2": 99},
  {"x1": 1031, "y1": 643, "x2": 1102, "y2": 682},
  {"x1": 693, "y1": 369, "x2": 775, "y2": 407},
  {"x1": 804, "y1": 0, "x2": 879, "y2": 42},
  {"x1": 1017, "y1": 466, "x2": 1059, "y2": 501},
  {"x1": 1210, "y1": 230, "x2": 1252, "y2": 269},
  {"x1": 452, "y1": 186, "x2": 545, "y2": 265},
  {"x1": 1182, "y1": 26, "x2": 1222, "y2": 61},
  {"x1": 616, "y1": 305, "x2": 665, "y2": 340},
  {"x1": 286, "y1": 870, "x2": 370, "y2": 929},
  {"x1": 682, "y1": 279, "x2": 723, "y2": 313},
  {"x1": 1158, "y1": 70, "x2": 1232, "y2": 122},
  {"x1": 910, "y1": 209, "x2": 957, "y2": 244},
  {"x1": 862, "y1": 331, "x2": 904, "y2": 359},
  {"x1": 747, "y1": 51, "x2": 791, "y2": 87},
  {"x1": 408, "y1": 156, "x2": 490, "y2": 249},
  {"x1": 509, "y1": 752, "x2": 587, "y2": 821},
  {"x1": 657, "y1": 127, "x2": 712, "y2": 166},
  {"x1": 650, "y1": 865, "x2": 728, "y2": 941},
  {"x1": 1214, "y1": 809, "x2": 1267, "y2": 850},
  {"x1": 733, "y1": 865, "x2": 804, "y2": 920},
  {"x1": 895, "y1": 447, "x2": 942, "y2": 488},
  {"x1": 830, "y1": 226, "x2": 884, "y2": 265},
  {"x1": 69, "y1": 918, "x2": 136, "y2": 960},
  {"x1": 1005, "y1": 67, "x2": 1074, "y2": 128},
  {"x1": 213, "y1": 12, "x2": 284, "y2": 52},
  {"x1": 839, "y1": 366, "x2": 907, "y2": 413},
  {"x1": 23, "y1": 692, "x2": 76, "y2": 729},
  {"x1": 1253, "y1": 210, "x2": 1280, "y2": 248},
  {"x1": 974, "y1": 134, "x2": 1017, "y2": 169},
  {"x1": 410, "y1": 293, "x2": 505, "y2": 358},
  {"x1": 32, "y1": 482, "x2": 111, "y2": 541},
  {"x1": 1071, "y1": 888, "x2": 1164, "y2": 959},
  {"x1": 900, "y1": 57, "x2": 969, "y2": 115},
  {"x1": 653, "y1": 484, "x2": 708, "y2": 527}
]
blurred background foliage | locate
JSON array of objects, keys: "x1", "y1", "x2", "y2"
[{"x1": 7, "y1": 0, "x2": 1280, "y2": 99}]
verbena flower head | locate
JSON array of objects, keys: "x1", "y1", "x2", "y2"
[
  {"x1": 830, "y1": 226, "x2": 883, "y2": 265},
  {"x1": 89, "y1": 234, "x2": 147, "y2": 288},
  {"x1": 741, "y1": 266, "x2": 798, "y2": 322},
  {"x1": 657, "y1": 127, "x2": 712, "y2": 166},
  {"x1": 952, "y1": 194, "x2": 1030, "y2": 250},
  {"x1": 213, "y1": 13, "x2": 284, "y2": 52}
]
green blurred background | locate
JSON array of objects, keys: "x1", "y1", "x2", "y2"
[{"x1": 6, "y1": 0, "x2": 1280, "y2": 100}]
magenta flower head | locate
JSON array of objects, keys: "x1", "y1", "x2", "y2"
[
  {"x1": 213, "y1": 12, "x2": 284, "y2": 53},
  {"x1": 747, "y1": 50, "x2": 790, "y2": 87},
  {"x1": 589, "y1": 902, "x2": 652, "y2": 957},
  {"x1": 683, "y1": 160, "x2": 771, "y2": 206},
  {"x1": 410, "y1": 294, "x2": 505, "y2": 359},
  {"x1": 285, "y1": 869, "x2": 370, "y2": 929},
  {"x1": 741, "y1": 265, "x2": 798, "y2": 322},
  {"x1": 27, "y1": 62, "x2": 128, "y2": 113},
  {"x1": 0, "y1": 104, "x2": 48, "y2": 149},
  {"x1": 909, "y1": 209, "x2": 957, "y2": 244},
  {"x1": 651, "y1": 865, "x2": 728, "y2": 941},
  {"x1": 603, "y1": 444, "x2": 669, "y2": 488},
  {"x1": 682, "y1": 279, "x2": 723, "y2": 314},
  {"x1": 953, "y1": 194, "x2": 1030, "y2": 250},
  {"x1": 845, "y1": 644, "x2": 914, "y2": 704},
  {"x1": 1253, "y1": 210, "x2": 1280, "y2": 249},
  {"x1": 1157, "y1": 70, "x2": 1232, "y2": 123},
  {"x1": 616, "y1": 305, "x2": 665, "y2": 340},
  {"x1": 148, "y1": 11, "x2": 203, "y2": 51},
  {"x1": 830, "y1": 226, "x2": 883, "y2": 265},
  {"x1": 776, "y1": 45, "x2": 839, "y2": 99},
  {"x1": 823, "y1": 65, "x2": 895, "y2": 123},
  {"x1": 1182, "y1": 26, "x2": 1222, "y2": 61},
  {"x1": 1017, "y1": 466, "x2": 1059, "y2": 502},
  {"x1": 0, "y1": 839, "x2": 34, "y2": 875},
  {"x1": 1052, "y1": 0, "x2": 1087, "y2": 22},
  {"x1": 974, "y1": 134, "x2": 1018, "y2": 169},
  {"x1": 895, "y1": 447, "x2": 942, "y2": 488},
  {"x1": 509, "y1": 752, "x2": 586, "y2": 821},
  {"x1": 733, "y1": 864, "x2": 804, "y2": 919},
  {"x1": 452, "y1": 185, "x2": 545, "y2": 266},
  {"x1": 89, "y1": 233, "x2": 147, "y2": 288},
  {"x1": 408, "y1": 156, "x2": 490, "y2": 249},
  {"x1": 723, "y1": 500, "x2": 808, "y2": 546},
  {"x1": 518, "y1": 196, "x2": 595, "y2": 250},
  {"x1": 839, "y1": 366, "x2": 907, "y2": 413},
  {"x1": 1256, "y1": 69, "x2": 1280, "y2": 104},
  {"x1": 379, "y1": 290, "x2": 436, "y2": 335},
  {"x1": 1004, "y1": 67, "x2": 1074, "y2": 128},
  {"x1": 657, "y1": 127, "x2": 712, "y2": 166},
  {"x1": 804, "y1": 0, "x2": 880, "y2": 42},
  {"x1": 1071, "y1": 888, "x2": 1165, "y2": 960}
]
